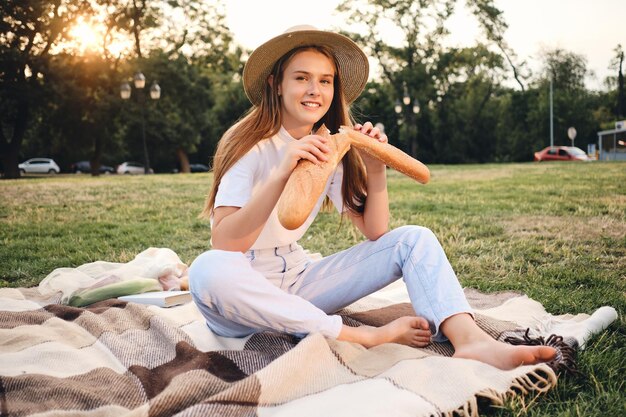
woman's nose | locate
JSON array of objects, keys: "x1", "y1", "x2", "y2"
[{"x1": 307, "y1": 81, "x2": 320, "y2": 96}]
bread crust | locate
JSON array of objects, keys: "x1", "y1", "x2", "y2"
[
  {"x1": 339, "y1": 126, "x2": 430, "y2": 184},
  {"x1": 277, "y1": 126, "x2": 350, "y2": 230},
  {"x1": 277, "y1": 125, "x2": 429, "y2": 230}
]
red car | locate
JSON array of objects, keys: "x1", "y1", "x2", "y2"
[{"x1": 534, "y1": 146, "x2": 591, "y2": 162}]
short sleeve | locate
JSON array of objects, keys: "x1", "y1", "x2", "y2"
[
  {"x1": 327, "y1": 161, "x2": 345, "y2": 213},
  {"x1": 214, "y1": 152, "x2": 257, "y2": 209}
]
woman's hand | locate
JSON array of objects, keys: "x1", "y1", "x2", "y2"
[
  {"x1": 349, "y1": 121, "x2": 390, "y2": 240},
  {"x1": 277, "y1": 134, "x2": 331, "y2": 179},
  {"x1": 353, "y1": 122, "x2": 388, "y2": 173}
]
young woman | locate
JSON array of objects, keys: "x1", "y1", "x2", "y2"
[{"x1": 189, "y1": 25, "x2": 555, "y2": 370}]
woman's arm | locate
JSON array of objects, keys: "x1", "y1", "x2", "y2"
[
  {"x1": 210, "y1": 172, "x2": 289, "y2": 252},
  {"x1": 211, "y1": 134, "x2": 331, "y2": 252},
  {"x1": 348, "y1": 122, "x2": 390, "y2": 241}
]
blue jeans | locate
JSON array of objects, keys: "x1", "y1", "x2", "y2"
[{"x1": 188, "y1": 225, "x2": 472, "y2": 340}]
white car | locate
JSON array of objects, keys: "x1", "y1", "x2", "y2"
[
  {"x1": 116, "y1": 161, "x2": 153, "y2": 175},
  {"x1": 19, "y1": 158, "x2": 60, "y2": 175}
]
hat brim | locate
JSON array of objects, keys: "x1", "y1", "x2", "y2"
[{"x1": 243, "y1": 30, "x2": 369, "y2": 106}]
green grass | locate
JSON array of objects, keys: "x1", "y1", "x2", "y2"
[{"x1": 1, "y1": 162, "x2": 625, "y2": 416}]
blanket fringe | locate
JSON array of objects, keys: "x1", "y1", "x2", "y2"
[
  {"x1": 508, "y1": 369, "x2": 557, "y2": 395},
  {"x1": 443, "y1": 367, "x2": 557, "y2": 416},
  {"x1": 442, "y1": 395, "x2": 480, "y2": 417},
  {"x1": 504, "y1": 329, "x2": 578, "y2": 375}
]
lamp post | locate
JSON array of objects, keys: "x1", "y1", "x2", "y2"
[
  {"x1": 549, "y1": 77, "x2": 554, "y2": 149},
  {"x1": 120, "y1": 72, "x2": 161, "y2": 174},
  {"x1": 395, "y1": 83, "x2": 420, "y2": 157}
]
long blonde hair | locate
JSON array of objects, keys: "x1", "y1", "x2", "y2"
[{"x1": 201, "y1": 45, "x2": 367, "y2": 218}]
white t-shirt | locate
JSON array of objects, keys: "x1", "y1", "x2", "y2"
[{"x1": 213, "y1": 126, "x2": 345, "y2": 250}]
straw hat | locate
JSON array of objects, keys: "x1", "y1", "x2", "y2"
[{"x1": 242, "y1": 25, "x2": 369, "y2": 106}]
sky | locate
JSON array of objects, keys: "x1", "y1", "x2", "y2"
[{"x1": 224, "y1": 0, "x2": 625, "y2": 90}]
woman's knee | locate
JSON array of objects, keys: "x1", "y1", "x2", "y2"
[
  {"x1": 188, "y1": 250, "x2": 241, "y2": 298},
  {"x1": 394, "y1": 225, "x2": 439, "y2": 246}
]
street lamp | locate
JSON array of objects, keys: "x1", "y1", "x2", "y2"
[
  {"x1": 412, "y1": 99, "x2": 420, "y2": 115},
  {"x1": 394, "y1": 98, "x2": 420, "y2": 115},
  {"x1": 120, "y1": 71, "x2": 160, "y2": 174},
  {"x1": 395, "y1": 88, "x2": 420, "y2": 156},
  {"x1": 133, "y1": 72, "x2": 145, "y2": 89},
  {"x1": 549, "y1": 77, "x2": 554, "y2": 149},
  {"x1": 403, "y1": 84, "x2": 411, "y2": 106},
  {"x1": 149, "y1": 82, "x2": 161, "y2": 100},
  {"x1": 394, "y1": 99, "x2": 402, "y2": 116}
]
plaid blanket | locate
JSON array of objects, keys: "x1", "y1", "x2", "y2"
[{"x1": 0, "y1": 281, "x2": 616, "y2": 416}]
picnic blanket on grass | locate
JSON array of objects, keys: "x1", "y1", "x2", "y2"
[{"x1": 0, "y1": 250, "x2": 618, "y2": 417}]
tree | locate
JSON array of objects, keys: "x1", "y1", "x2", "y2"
[
  {"x1": 610, "y1": 44, "x2": 624, "y2": 118},
  {"x1": 336, "y1": 0, "x2": 456, "y2": 158},
  {"x1": 493, "y1": 89, "x2": 537, "y2": 161},
  {"x1": 121, "y1": 51, "x2": 217, "y2": 173},
  {"x1": 108, "y1": 0, "x2": 238, "y2": 173},
  {"x1": 525, "y1": 48, "x2": 596, "y2": 153},
  {"x1": 197, "y1": 71, "x2": 251, "y2": 167},
  {"x1": 336, "y1": 0, "x2": 514, "y2": 162},
  {"x1": 0, "y1": 0, "x2": 240, "y2": 178},
  {"x1": 36, "y1": 52, "x2": 125, "y2": 174},
  {"x1": 0, "y1": 0, "x2": 92, "y2": 178},
  {"x1": 432, "y1": 45, "x2": 505, "y2": 162},
  {"x1": 466, "y1": 0, "x2": 530, "y2": 91}
]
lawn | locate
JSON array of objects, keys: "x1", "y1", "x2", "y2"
[{"x1": 1, "y1": 162, "x2": 624, "y2": 416}]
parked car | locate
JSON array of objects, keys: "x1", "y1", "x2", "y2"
[
  {"x1": 18, "y1": 158, "x2": 60, "y2": 174},
  {"x1": 116, "y1": 161, "x2": 153, "y2": 174},
  {"x1": 534, "y1": 146, "x2": 591, "y2": 162},
  {"x1": 71, "y1": 160, "x2": 115, "y2": 174},
  {"x1": 189, "y1": 163, "x2": 210, "y2": 173}
]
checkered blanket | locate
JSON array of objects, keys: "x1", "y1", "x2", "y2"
[{"x1": 0, "y1": 265, "x2": 617, "y2": 416}]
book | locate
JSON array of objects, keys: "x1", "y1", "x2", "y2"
[{"x1": 118, "y1": 290, "x2": 192, "y2": 308}]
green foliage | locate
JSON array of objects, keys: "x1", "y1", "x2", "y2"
[
  {"x1": 1, "y1": 0, "x2": 243, "y2": 177},
  {"x1": 609, "y1": 44, "x2": 625, "y2": 118},
  {"x1": 0, "y1": 0, "x2": 94, "y2": 177},
  {"x1": 3, "y1": 0, "x2": 624, "y2": 176},
  {"x1": 339, "y1": 0, "x2": 618, "y2": 164},
  {"x1": 21, "y1": 53, "x2": 126, "y2": 171}
]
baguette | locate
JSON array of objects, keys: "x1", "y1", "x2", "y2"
[
  {"x1": 277, "y1": 125, "x2": 350, "y2": 230},
  {"x1": 339, "y1": 126, "x2": 430, "y2": 184},
  {"x1": 277, "y1": 125, "x2": 430, "y2": 230}
]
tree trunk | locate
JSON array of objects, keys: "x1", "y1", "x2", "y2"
[
  {"x1": 618, "y1": 51, "x2": 624, "y2": 118},
  {"x1": 1, "y1": 147, "x2": 20, "y2": 179},
  {"x1": 408, "y1": 111, "x2": 418, "y2": 158},
  {"x1": 1, "y1": 99, "x2": 29, "y2": 179},
  {"x1": 410, "y1": 136, "x2": 418, "y2": 159},
  {"x1": 177, "y1": 147, "x2": 190, "y2": 173},
  {"x1": 132, "y1": 0, "x2": 143, "y2": 59},
  {"x1": 90, "y1": 133, "x2": 103, "y2": 177}
]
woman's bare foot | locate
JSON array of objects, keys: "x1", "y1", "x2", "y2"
[
  {"x1": 338, "y1": 316, "x2": 432, "y2": 348},
  {"x1": 453, "y1": 338, "x2": 556, "y2": 370},
  {"x1": 441, "y1": 313, "x2": 556, "y2": 370}
]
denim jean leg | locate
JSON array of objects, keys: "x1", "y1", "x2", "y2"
[
  {"x1": 291, "y1": 225, "x2": 472, "y2": 341},
  {"x1": 188, "y1": 249, "x2": 343, "y2": 339}
]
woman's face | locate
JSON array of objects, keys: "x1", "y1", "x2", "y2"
[{"x1": 277, "y1": 50, "x2": 335, "y2": 137}]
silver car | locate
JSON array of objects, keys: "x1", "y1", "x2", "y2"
[
  {"x1": 116, "y1": 161, "x2": 153, "y2": 174},
  {"x1": 19, "y1": 158, "x2": 61, "y2": 175}
]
